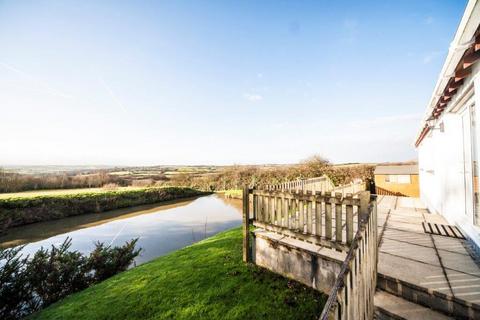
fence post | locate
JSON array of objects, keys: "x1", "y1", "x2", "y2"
[
  {"x1": 243, "y1": 185, "x2": 251, "y2": 263},
  {"x1": 358, "y1": 191, "x2": 371, "y2": 224}
]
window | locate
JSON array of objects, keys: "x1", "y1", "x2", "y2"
[{"x1": 385, "y1": 175, "x2": 411, "y2": 184}]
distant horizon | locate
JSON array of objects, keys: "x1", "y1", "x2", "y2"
[
  {"x1": 0, "y1": 157, "x2": 416, "y2": 167},
  {"x1": 0, "y1": 159, "x2": 418, "y2": 169}
]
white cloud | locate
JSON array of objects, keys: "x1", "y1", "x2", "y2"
[{"x1": 243, "y1": 93, "x2": 263, "y2": 102}]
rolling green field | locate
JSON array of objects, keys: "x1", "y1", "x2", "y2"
[
  {"x1": 31, "y1": 228, "x2": 325, "y2": 320},
  {"x1": 0, "y1": 186, "x2": 142, "y2": 199}
]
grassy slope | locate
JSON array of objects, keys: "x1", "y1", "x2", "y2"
[{"x1": 32, "y1": 228, "x2": 325, "y2": 320}]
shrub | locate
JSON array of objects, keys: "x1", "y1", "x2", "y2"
[
  {"x1": 87, "y1": 239, "x2": 140, "y2": 282},
  {"x1": 0, "y1": 238, "x2": 140, "y2": 319},
  {"x1": 0, "y1": 246, "x2": 33, "y2": 319}
]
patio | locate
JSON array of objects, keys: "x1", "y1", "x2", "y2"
[{"x1": 376, "y1": 195, "x2": 480, "y2": 318}]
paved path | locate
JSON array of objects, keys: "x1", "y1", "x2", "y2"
[{"x1": 377, "y1": 195, "x2": 480, "y2": 305}]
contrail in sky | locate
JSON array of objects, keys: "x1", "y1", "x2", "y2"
[
  {"x1": 0, "y1": 61, "x2": 74, "y2": 99},
  {"x1": 99, "y1": 76, "x2": 128, "y2": 113}
]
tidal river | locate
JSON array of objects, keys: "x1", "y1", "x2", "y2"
[{"x1": 0, "y1": 194, "x2": 242, "y2": 264}]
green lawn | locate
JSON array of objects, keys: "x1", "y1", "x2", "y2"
[{"x1": 31, "y1": 228, "x2": 326, "y2": 320}]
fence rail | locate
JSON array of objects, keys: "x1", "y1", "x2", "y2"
[
  {"x1": 332, "y1": 182, "x2": 365, "y2": 196},
  {"x1": 375, "y1": 186, "x2": 407, "y2": 197},
  {"x1": 250, "y1": 189, "x2": 369, "y2": 250},
  {"x1": 266, "y1": 175, "x2": 334, "y2": 192},
  {"x1": 319, "y1": 196, "x2": 377, "y2": 320},
  {"x1": 266, "y1": 176, "x2": 365, "y2": 195}
]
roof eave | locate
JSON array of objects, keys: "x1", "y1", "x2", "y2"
[{"x1": 415, "y1": 0, "x2": 480, "y2": 147}]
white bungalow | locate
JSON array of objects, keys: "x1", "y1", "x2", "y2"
[{"x1": 416, "y1": 0, "x2": 480, "y2": 252}]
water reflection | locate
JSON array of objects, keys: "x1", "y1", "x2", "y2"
[{"x1": 0, "y1": 194, "x2": 242, "y2": 265}]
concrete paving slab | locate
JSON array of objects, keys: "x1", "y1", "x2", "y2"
[
  {"x1": 382, "y1": 228, "x2": 432, "y2": 243},
  {"x1": 375, "y1": 290, "x2": 454, "y2": 320},
  {"x1": 396, "y1": 197, "x2": 426, "y2": 209},
  {"x1": 442, "y1": 269, "x2": 480, "y2": 301},
  {"x1": 438, "y1": 250, "x2": 480, "y2": 274},
  {"x1": 378, "y1": 196, "x2": 480, "y2": 310},
  {"x1": 378, "y1": 252, "x2": 449, "y2": 292},
  {"x1": 424, "y1": 213, "x2": 450, "y2": 224},
  {"x1": 380, "y1": 239, "x2": 439, "y2": 266}
]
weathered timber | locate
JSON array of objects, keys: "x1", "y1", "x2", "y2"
[{"x1": 242, "y1": 185, "x2": 251, "y2": 263}]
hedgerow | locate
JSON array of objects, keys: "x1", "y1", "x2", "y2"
[{"x1": 0, "y1": 187, "x2": 208, "y2": 232}]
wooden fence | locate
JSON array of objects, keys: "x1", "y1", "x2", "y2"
[
  {"x1": 332, "y1": 182, "x2": 365, "y2": 196},
  {"x1": 245, "y1": 189, "x2": 369, "y2": 252},
  {"x1": 267, "y1": 176, "x2": 335, "y2": 193},
  {"x1": 319, "y1": 197, "x2": 377, "y2": 320},
  {"x1": 242, "y1": 186, "x2": 377, "y2": 320},
  {"x1": 375, "y1": 186, "x2": 407, "y2": 197},
  {"x1": 266, "y1": 176, "x2": 365, "y2": 196}
]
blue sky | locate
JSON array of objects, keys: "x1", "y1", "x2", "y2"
[{"x1": 0, "y1": 0, "x2": 467, "y2": 165}]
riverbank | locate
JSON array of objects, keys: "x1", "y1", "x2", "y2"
[
  {"x1": 0, "y1": 187, "x2": 208, "y2": 232},
  {"x1": 31, "y1": 227, "x2": 325, "y2": 320}
]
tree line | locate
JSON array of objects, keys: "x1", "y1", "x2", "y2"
[
  {"x1": 0, "y1": 170, "x2": 115, "y2": 193},
  {"x1": 166, "y1": 156, "x2": 375, "y2": 191},
  {"x1": 0, "y1": 156, "x2": 375, "y2": 193}
]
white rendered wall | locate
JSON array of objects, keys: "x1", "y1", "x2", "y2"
[{"x1": 418, "y1": 67, "x2": 480, "y2": 249}]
